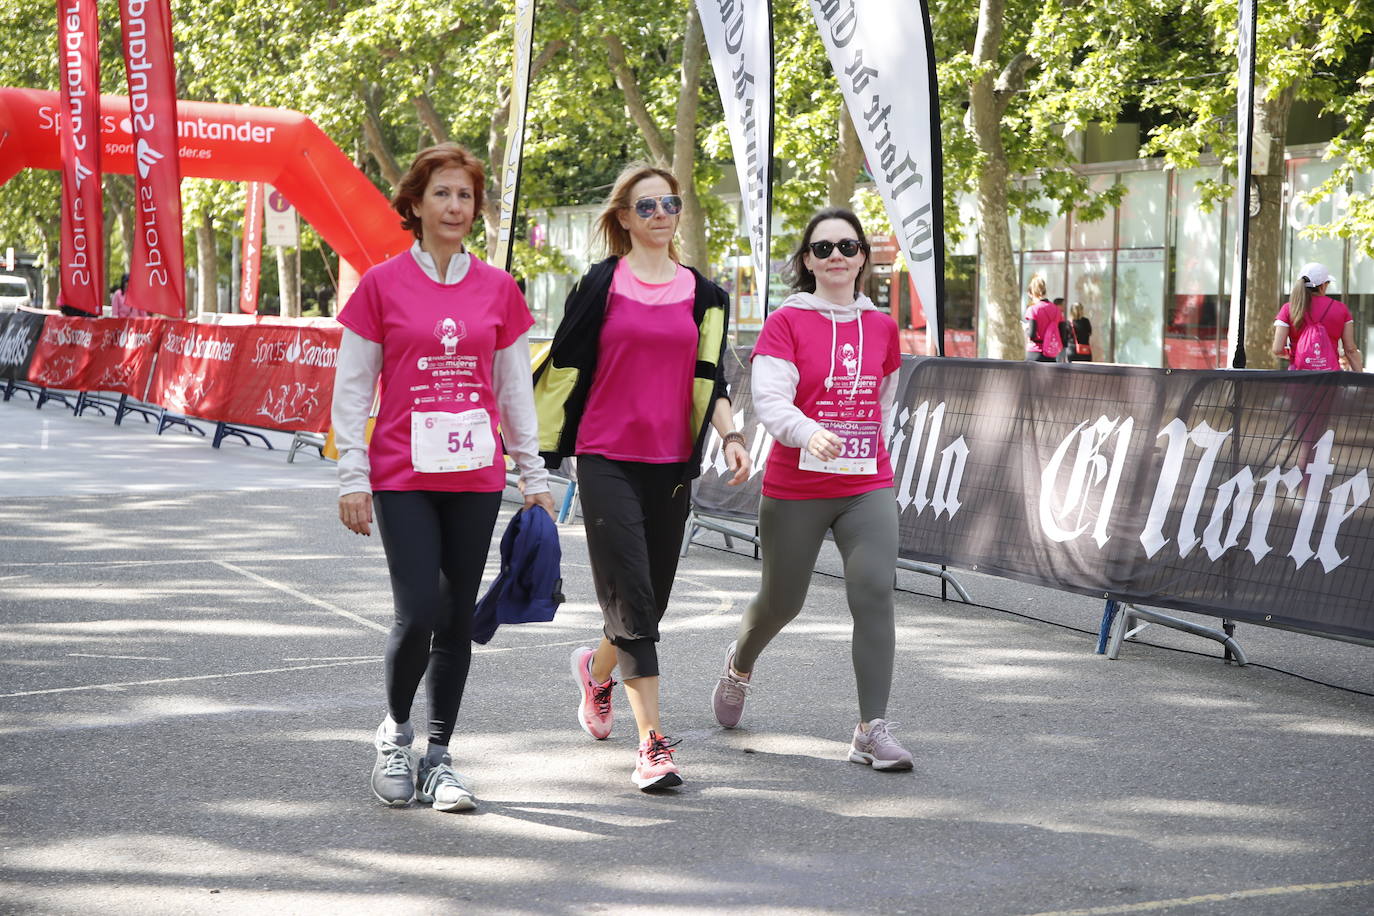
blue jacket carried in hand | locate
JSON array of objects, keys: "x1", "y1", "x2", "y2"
[{"x1": 473, "y1": 507, "x2": 564, "y2": 645}]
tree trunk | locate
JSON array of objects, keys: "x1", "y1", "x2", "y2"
[
  {"x1": 38, "y1": 223, "x2": 59, "y2": 309},
  {"x1": 604, "y1": 34, "x2": 672, "y2": 166},
  {"x1": 1244, "y1": 83, "x2": 1297, "y2": 368},
  {"x1": 276, "y1": 246, "x2": 300, "y2": 317},
  {"x1": 968, "y1": 0, "x2": 1034, "y2": 359},
  {"x1": 414, "y1": 91, "x2": 449, "y2": 146},
  {"x1": 602, "y1": 9, "x2": 707, "y2": 270},
  {"x1": 362, "y1": 84, "x2": 403, "y2": 190},
  {"x1": 483, "y1": 83, "x2": 512, "y2": 256},
  {"x1": 826, "y1": 100, "x2": 864, "y2": 207},
  {"x1": 195, "y1": 212, "x2": 218, "y2": 315},
  {"x1": 229, "y1": 225, "x2": 241, "y2": 309},
  {"x1": 671, "y1": 6, "x2": 708, "y2": 270}
]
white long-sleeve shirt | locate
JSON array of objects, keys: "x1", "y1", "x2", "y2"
[{"x1": 330, "y1": 241, "x2": 549, "y2": 497}]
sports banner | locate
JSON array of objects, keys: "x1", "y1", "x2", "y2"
[
  {"x1": 56, "y1": 0, "x2": 104, "y2": 315},
  {"x1": 26, "y1": 314, "x2": 100, "y2": 389},
  {"x1": 695, "y1": 354, "x2": 1374, "y2": 643},
  {"x1": 239, "y1": 181, "x2": 264, "y2": 313},
  {"x1": 146, "y1": 322, "x2": 240, "y2": 418},
  {"x1": 1226, "y1": 0, "x2": 1259, "y2": 368},
  {"x1": 223, "y1": 324, "x2": 340, "y2": 432},
  {"x1": 0, "y1": 310, "x2": 46, "y2": 381},
  {"x1": 808, "y1": 0, "x2": 946, "y2": 354},
  {"x1": 118, "y1": 0, "x2": 185, "y2": 318},
  {"x1": 697, "y1": 0, "x2": 773, "y2": 312},
  {"x1": 84, "y1": 317, "x2": 165, "y2": 396},
  {"x1": 492, "y1": 0, "x2": 538, "y2": 273}
]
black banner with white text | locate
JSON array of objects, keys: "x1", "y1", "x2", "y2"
[{"x1": 696, "y1": 353, "x2": 1374, "y2": 642}]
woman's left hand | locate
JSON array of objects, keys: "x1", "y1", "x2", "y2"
[
  {"x1": 723, "y1": 441, "x2": 751, "y2": 486},
  {"x1": 524, "y1": 490, "x2": 557, "y2": 519}
]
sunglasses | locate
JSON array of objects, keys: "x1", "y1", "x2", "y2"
[
  {"x1": 808, "y1": 238, "x2": 865, "y2": 259},
  {"x1": 632, "y1": 195, "x2": 684, "y2": 219}
]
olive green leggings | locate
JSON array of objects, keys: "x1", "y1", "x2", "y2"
[{"x1": 733, "y1": 488, "x2": 898, "y2": 722}]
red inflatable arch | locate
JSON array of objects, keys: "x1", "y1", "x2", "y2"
[{"x1": 0, "y1": 87, "x2": 409, "y2": 274}]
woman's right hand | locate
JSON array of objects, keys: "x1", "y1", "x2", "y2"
[
  {"x1": 339, "y1": 492, "x2": 373, "y2": 536},
  {"x1": 806, "y1": 428, "x2": 843, "y2": 462}
]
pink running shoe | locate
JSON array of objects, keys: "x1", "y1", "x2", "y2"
[
  {"x1": 712, "y1": 640, "x2": 751, "y2": 728},
  {"x1": 633, "y1": 730, "x2": 683, "y2": 790},
  {"x1": 848, "y1": 719, "x2": 914, "y2": 771},
  {"x1": 570, "y1": 646, "x2": 615, "y2": 740}
]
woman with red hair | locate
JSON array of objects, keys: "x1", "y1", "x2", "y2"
[{"x1": 331, "y1": 143, "x2": 554, "y2": 813}]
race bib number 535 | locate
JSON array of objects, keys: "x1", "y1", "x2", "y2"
[
  {"x1": 798, "y1": 420, "x2": 880, "y2": 475},
  {"x1": 411, "y1": 408, "x2": 496, "y2": 473}
]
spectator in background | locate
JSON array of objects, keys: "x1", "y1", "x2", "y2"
[
  {"x1": 1271, "y1": 262, "x2": 1363, "y2": 373},
  {"x1": 110, "y1": 274, "x2": 148, "y2": 318},
  {"x1": 1070, "y1": 303, "x2": 1093, "y2": 361},
  {"x1": 1024, "y1": 277, "x2": 1065, "y2": 362}
]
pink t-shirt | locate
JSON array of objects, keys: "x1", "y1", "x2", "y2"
[
  {"x1": 1025, "y1": 299, "x2": 1064, "y2": 356},
  {"x1": 337, "y1": 252, "x2": 533, "y2": 492},
  {"x1": 1275, "y1": 295, "x2": 1353, "y2": 370},
  {"x1": 752, "y1": 307, "x2": 902, "y2": 500},
  {"x1": 577, "y1": 260, "x2": 698, "y2": 462}
]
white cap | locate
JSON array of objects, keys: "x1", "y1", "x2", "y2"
[{"x1": 1299, "y1": 262, "x2": 1333, "y2": 289}]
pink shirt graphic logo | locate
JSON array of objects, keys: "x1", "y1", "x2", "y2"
[{"x1": 434, "y1": 317, "x2": 467, "y2": 356}]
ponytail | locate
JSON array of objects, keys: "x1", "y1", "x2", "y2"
[{"x1": 1290, "y1": 275, "x2": 1312, "y2": 331}]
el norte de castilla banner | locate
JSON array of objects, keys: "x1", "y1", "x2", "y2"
[{"x1": 695, "y1": 352, "x2": 1374, "y2": 643}]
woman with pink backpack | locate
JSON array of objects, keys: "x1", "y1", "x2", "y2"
[{"x1": 1272, "y1": 262, "x2": 1364, "y2": 372}]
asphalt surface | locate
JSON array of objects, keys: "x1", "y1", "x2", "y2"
[{"x1": 1, "y1": 393, "x2": 1372, "y2": 915}]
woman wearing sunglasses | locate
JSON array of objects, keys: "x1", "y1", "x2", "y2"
[
  {"x1": 711, "y1": 207, "x2": 912, "y2": 771},
  {"x1": 533, "y1": 162, "x2": 750, "y2": 790}
]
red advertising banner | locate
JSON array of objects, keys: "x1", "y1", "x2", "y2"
[
  {"x1": 239, "y1": 181, "x2": 263, "y2": 313},
  {"x1": 118, "y1": 0, "x2": 185, "y2": 318},
  {"x1": 86, "y1": 317, "x2": 165, "y2": 396},
  {"x1": 222, "y1": 324, "x2": 340, "y2": 432},
  {"x1": 147, "y1": 322, "x2": 240, "y2": 418},
  {"x1": 27, "y1": 315, "x2": 99, "y2": 389},
  {"x1": 56, "y1": 0, "x2": 104, "y2": 315}
]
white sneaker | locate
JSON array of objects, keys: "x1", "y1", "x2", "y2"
[{"x1": 417, "y1": 755, "x2": 477, "y2": 812}]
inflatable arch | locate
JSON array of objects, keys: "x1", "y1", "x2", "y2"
[{"x1": 0, "y1": 87, "x2": 410, "y2": 274}]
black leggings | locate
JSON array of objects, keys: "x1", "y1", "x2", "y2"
[
  {"x1": 373, "y1": 489, "x2": 502, "y2": 746},
  {"x1": 576, "y1": 455, "x2": 691, "y2": 680}
]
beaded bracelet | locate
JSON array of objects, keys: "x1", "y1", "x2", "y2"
[{"x1": 721, "y1": 431, "x2": 746, "y2": 449}]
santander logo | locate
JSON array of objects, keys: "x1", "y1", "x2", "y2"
[{"x1": 135, "y1": 138, "x2": 163, "y2": 178}]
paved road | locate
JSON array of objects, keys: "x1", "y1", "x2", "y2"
[{"x1": 1, "y1": 396, "x2": 1372, "y2": 915}]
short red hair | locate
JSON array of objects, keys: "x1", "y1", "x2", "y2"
[{"x1": 392, "y1": 143, "x2": 486, "y2": 240}]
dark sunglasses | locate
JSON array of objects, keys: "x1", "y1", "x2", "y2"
[
  {"x1": 808, "y1": 238, "x2": 865, "y2": 259},
  {"x1": 632, "y1": 195, "x2": 684, "y2": 218}
]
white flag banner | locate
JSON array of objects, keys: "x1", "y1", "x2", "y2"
[
  {"x1": 1226, "y1": 0, "x2": 1258, "y2": 368},
  {"x1": 696, "y1": 0, "x2": 773, "y2": 312},
  {"x1": 809, "y1": 0, "x2": 946, "y2": 353},
  {"x1": 493, "y1": 0, "x2": 538, "y2": 274}
]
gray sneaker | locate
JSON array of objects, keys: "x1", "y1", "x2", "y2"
[
  {"x1": 371, "y1": 723, "x2": 416, "y2": 806},
  {"x1": 848, "y1": 719, "x2": 913, "y2": 771},
  {"x1": 712, "y1": 641, "x2": 751, "y2": 728},
  {"x1": 417, "y1": 755, "x2": 477, "y2": 812}
]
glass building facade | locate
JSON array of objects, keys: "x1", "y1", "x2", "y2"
[{"x1": 529, "y1": 144, "x2": 1371, "y2": 367}]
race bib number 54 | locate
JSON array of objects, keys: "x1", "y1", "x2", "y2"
[
  {"x1": 411, "y1": 409, "x2": 496, "y2": 473},
  {"x1": 799, "y1": 420, "x2": 880, "y2": 475}
]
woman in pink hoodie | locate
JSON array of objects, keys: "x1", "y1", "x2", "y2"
[{"x1": 710, "y1": 207, "x2": 913, "y2": 772}]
